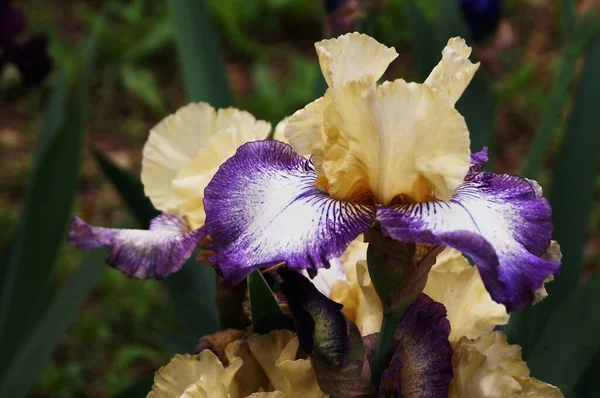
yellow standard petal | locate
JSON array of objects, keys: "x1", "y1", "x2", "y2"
[
  {"x1": 286, "y1": 32, "x2": 396, "y2": 161},
  {"x1": 246, "y1": 330, "x2": 327, "y2": 398},
  {"x1": 142, "y1": 103, "x2": 270, "y2": 229},
  {"x1": 449, "y1": 331, "x2": 564, "y2": 398},
  {"x1": 285, "y1": 96, "x2": 328, "y2": 162},
  {"x1": 323, "y1": 77, "x2": 471, "y2": 203},
  {"x1": 147, "y1": 350, "x2": 242, "y2": 398},
  {"x1": 286, "y1": 34, "x2": 475, "y2": 205},
  {"x1": 423, "y1": 248, "x2": 509, "y2": 343},
  {"x1": 424, "y1": 37, "x2": 480, "y2": 105},
  {"x1": 315, "y1": 32, "x2": 398, "y2": 87}
]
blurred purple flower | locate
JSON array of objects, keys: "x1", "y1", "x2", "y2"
[
  {"x1": 323, "y1": 0, "x2": 387, "y2": 37},
  {"x1": 460, "y1": 0, "x2": 503, "y2": 42},
  {"x1": 0, "y1": 0, "x2": 25, "y2": 46},
  {"x1": 0, "y1": 0, "x2": 52, "y2": 85},
  {"x1": 324, "y1": 0, "x2": 359, "y2": 36},
  {"x1": 325, "y1": 0, "x2": 349, "y2": 14}
]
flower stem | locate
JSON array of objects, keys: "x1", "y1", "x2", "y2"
[{"x1": 371, "y1": 312, "x2": 402, "y2": 387}]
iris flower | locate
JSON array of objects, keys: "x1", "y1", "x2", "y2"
[
  {"x1": 460, "y1": 0, "x2": 503, "y2": 42},
  {"x1": 67, "y1": 33, "x2": 559, "y2": 313},
  {"x1": 202, "y1": 33, "x2": 559, "y2": 312}
]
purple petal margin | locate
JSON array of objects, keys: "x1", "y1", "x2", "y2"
[
  {"x1": 377, "y1": 172, "x2": 560, "y2": 312},
  {"x1": 67, "y1": 214, "x2": 205, "y2": 279},
  {"x1": 379, "y1": 294, "x2": 453, "y2": 397},
  {"x1": 204, "y1": 140, "x2": 375, "y2": 285},
  {"x1": 470, "y1": 147, "x2": 489, "y2": 171}
]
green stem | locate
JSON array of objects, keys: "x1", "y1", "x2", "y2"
[{"x1": 371, "y1": 313, "x2": 402, "y2": 386}]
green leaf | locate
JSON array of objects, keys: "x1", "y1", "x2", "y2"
[
  {"x1": 0, "y1": 22, "x2": 100, "y2": 379},
  {"x1": 164, "y1": 262, "x2": 220, "y2": 339},
  {"x1": 33, "y1": 77, "x2": 69, "y2": 160},
  {"x1": 120, "y1": 64, "x2": 166, "y2": 114},
  {"x1": 529, "y1": 39, "x2": 600, "y2": 338},
  {"x1": 561, "y1": 0, "x2": 576, "y2": 40},
  {"x1": 90, "y1": 145, "x2": 159, "y2": 228},
  {"x1": 573, "y1": 352, "x2": 600, "y2": 397},
  {"x1": 112, "y1": 375, "x2": 154, "y2": 398},
  {"x1": 436, "y1": 0, "x2": 468, "y2": 49},
  {"x1": 435, "y1": 0, "x2": 497, "y2": 157},
  {"x1": 167, "y1": 0, "x2": 232, "y2": 107},
  {"x1": 457, "y1": 76, "x2": 498, "y2": 157},
  {"x1": 526, "y1": 276, "x2": 600, "y2": 395},
  {"x1": 0, "y1": 250, "x2": 106, "y2": 398},
  {"x1": 522, "y1": 42, "x2": 581, "y2": 179},
  {"x1": 248, "y1": 270, "x2": 289, "y2": 334},
  {"x1": 404, "y1": 0, "x2": 437, "y2": 81},
  {"x1": 155, "y1": 328, "x2": 196, "y2": 355},
  {"x1": 123, "y1": 19, "x2": 173, "y2": 62}
]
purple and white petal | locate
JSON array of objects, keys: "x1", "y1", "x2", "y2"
[
  {"x1": 377, "y1": 172, "x2": 560, "y2": 312},
  {"x1": 204, "y1": 140, "x2": 375, "y2": 285},
  {"x1": 379, "y1": 294, "x2": 453, "y2": 397},
  {"x1": 470, "y1": 147, "x2": 489, "y2": 171},
  {"x1": 67, "y1": 214, "x2": 205, "y2": 279}
]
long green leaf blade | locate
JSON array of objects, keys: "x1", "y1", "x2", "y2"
[
  {"x1": 112, "y1": 375, "x2": 154, "y2": 398},
  {"x1": 404, "y1": 0, "x2": 437, "y2": 81},
  {"x1": 167, "y1": 0, "x2": 232, "y2": 107},
  {"x1": 90, "y1": 145, "x2": 159, "y2": 227},
  {"x1": 0, "y1": 24, "x2": 99, "y2": 374},
  {"x1": 248, "y1": 270, "x2": 290, "y2": 334},
  {"x1": 457, "y1": 76, "x2": 498, "y2": 157},
  {"x1": 561, "y1": 0, "x2": 576, "y2": 40},
  {"x1": 164, "y1": 263, "x2": 220, "y2": 339},
  {"x1": 0, "y1": 251, "x2": 105, "y2": 398},
  {"x1": 526, "y1": 276, "x2": 600, "y2": 395},
  {"x1": 521, "y1": 43, "x2": 580, "y2": 178},
  {"x1": 535, "y1": 39, "x2": 600, "y2": 324},
  {"x1": 512, "y1": 39, "x2": 600, "y2": 361},
  {"x1": 436, "y1": 0, "x2": 468, "y2": 49}
]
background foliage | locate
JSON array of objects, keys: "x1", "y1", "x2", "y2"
[{"x1": 1, "y1": 0, "x2": 599, "y2": 397}]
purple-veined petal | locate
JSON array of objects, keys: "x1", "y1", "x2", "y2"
[
  {"x1": 377, "y1": 172, "x2": 560, "y2": 312},
  {"x1": 204, "y1": 140, "x2": 375, "y2": 285},
  {"x1": 379, "y1": 294, "x2": 453, "y2": 397},
  {"x1": 470, "y1": 147, "x2": 489, "y2": 171},
  {"x1": 67, "y1": 214, "x2": 205, "y2": 279}
]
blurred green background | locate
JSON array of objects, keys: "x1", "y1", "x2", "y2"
[{"x1": 1, "y1": 0, "x2": 600, "y2": 397}]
